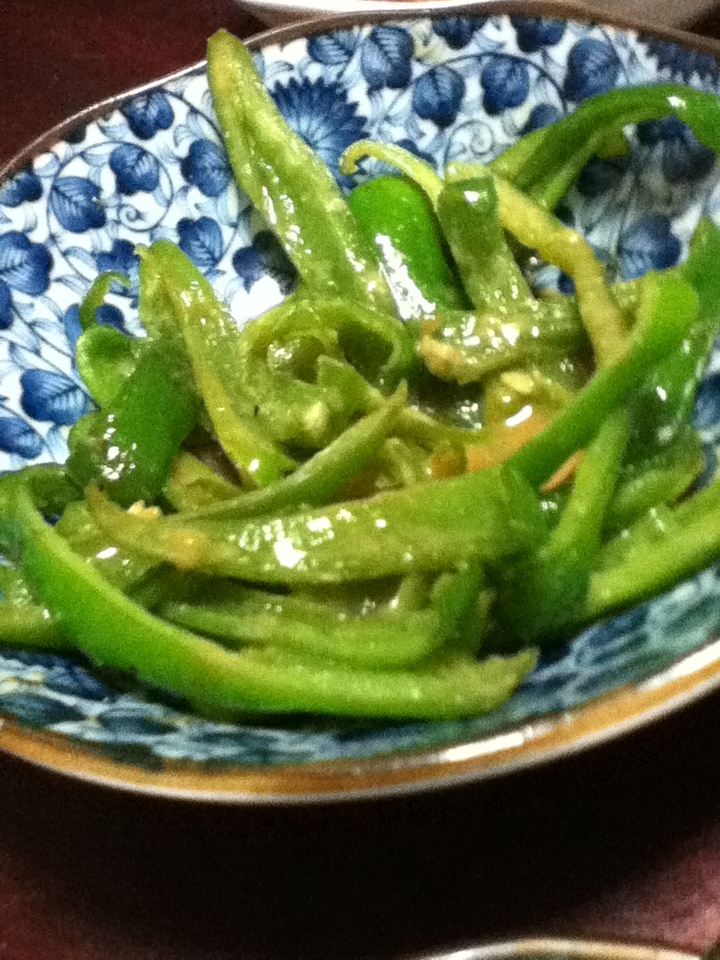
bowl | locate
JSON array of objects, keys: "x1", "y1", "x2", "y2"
[{"x1": 3, "y1": 2, "x2": 720, "y2": 803}]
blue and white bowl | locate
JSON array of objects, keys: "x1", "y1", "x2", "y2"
[{"x1": 3, "y1": 3, "x2": 720, "y2": 802}]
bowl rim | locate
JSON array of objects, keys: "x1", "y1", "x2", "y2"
[{"x1": 3, "y1": 0, "x2": 720, "y2": 805}]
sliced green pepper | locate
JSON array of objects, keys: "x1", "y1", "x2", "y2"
[
  {"x1": 174, "y1": 386, "x2": 406, "y2": 522},
  {"x1": 348, "y1": 175, "x2": 469, "y2": 314},
  {"x1": 88, "y1": 461, "x2": 546, "y2": 586},
  {"x1": 162, "y1": 586, "x2": 446, "y2": 669},
  {"x1": 75, "y1": 325, "x2": 143, "y2": 409},
  {"x1": 496, "y1": 409, "x2": 627, "y2": 647},
  {"x1": 491, "y1": 84, "x2": 720, "y2": 207},
  {"x1": 15, "y1": 484, "x2": 535, "y2": 720},
  {"x1": 78, "y1": 271, "x2": 130, "y2": 332},
  {"x1": 419, "y1": 300, "x2": 589, "y2": 385},
  {"x1": 435, "y1": 174, "x2": 533, "y2": 311},
  {"x1": 164, "y1": 453, "x2": 240, "y2": 512},
  {"x1": 66, "y1": 337, "x2": 200, "y2": 507},
  {"x1": 508, "y1": 272, "x2": 699, "y2": 488},
  {"x1": 140, "y1": 241, "x2": 296, "y2": 485},
  {"x1": 207, "y1": 30, "x2": 395, "y2": 315}
]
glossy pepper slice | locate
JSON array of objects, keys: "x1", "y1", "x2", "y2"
[
  {"x1": 88, "y1": 461, "x2": 546, "y2": 586},
  {"x1": 78, "y1": 271, "x2": 131, "y2": 331},
  {"x1": 173, "y1": 386, "x2": 406, "y2": 522},
  {"x1": 139, "y1": 241, "x2": 295, "y2": 486},
  {"x1": 625, "y1": 219, "x2": 720, "y2": 464},
  {"x1": 418, "y1": 301, "x2": 589, "y2": 385},
  {"x1": 66, "y1": 337, "x2": 200, "y2": 507},
  {"x1": 435, "y1": 174, "x2": 533, "y2": 312},
  {"x1": 229, "y1": 294, "x2": 415, "y2": 448},
  {"x1": 75, "y1": 325, "x2": 143, "y2": 409},
  {"x1": 508, "y1": 272, "x2": 699, "y2": 488},
  {"x1": 206, "y1": 30, "x2": 396, "y2": 315},
  {"x1": 491, "y1": 83, "x2": 720, "y2": 208},
  {"x1": 347, "y1": 175, "x2": 469, "y2": 315},
  {"x1": 15, "y1": 484, "x2": 535, "y2": 720},
  {"x1": 446, "y1": 167, "x2": 627, "y2": 366},
  {"x1": 588, "y1": 473, "x2": 720, "y2": 619},
  {"x1": 341, "y1": 141, "x2": 627, "y2": 366},
  {"x1": 496, "y1": 408, "x2": 628, "y2": 648},
  {"x1": 162, "y1": 588, "x2": 447, "y2": 669}
]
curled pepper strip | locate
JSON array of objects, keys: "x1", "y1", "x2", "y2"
[
  {"x1": 491, "y1": 83, "x2": 720, "y2": 207},
  {"x1": 230, "y1": 295, "x2": 416, "y2": 448},
  {"x1": 443, "y1": 162, "x2": 627, "y2": 366},
  {"x1": 207, "y1": 30, "x2": 396, "y2": 315},
  {"x1": 78, "y1": 271, "x2": 130, "y2": 332}
]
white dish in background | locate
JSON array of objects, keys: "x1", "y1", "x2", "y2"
[{"x1": 237, "y1": 0, "x2": 719, "y2": 28}]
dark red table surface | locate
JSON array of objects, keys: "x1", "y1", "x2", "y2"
[{"x1": 5, "y1": 1, "x2": 720, "y2": 958}]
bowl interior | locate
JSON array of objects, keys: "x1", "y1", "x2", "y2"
[{"x1": 3, "y1": 9, "x2": 720, "y2": 797}]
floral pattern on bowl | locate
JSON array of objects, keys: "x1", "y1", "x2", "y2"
[{"x1": 3, "y1": 10, "x2": 720, "y2": 799}]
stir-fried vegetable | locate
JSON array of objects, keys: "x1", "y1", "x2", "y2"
[{"x1": 4, "y1": 28, "x2": 720, "y2": 722}]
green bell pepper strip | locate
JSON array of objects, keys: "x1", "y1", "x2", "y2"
[
  {"x1": 0, "y1": 464, "x2": 80, "y2": 521},
  {"x1": 510, "y1": 129, "x2": 627, "y2": 212},
  {"x1": 15, "y1": 484, "x2": 535, "y2": 720},
  {"x1": 0, "y1": 563, "x2": 67, "y2": 650},
  {"x1": 419, "y1": 300, "x2": 589, "y2": 385},
  {"x1": 430, "y1": 562, "x2": 487, "y2": 654},
  {"x1": 78, "y1": 271, "x2": 130, "y2": 331},
  {"x1": 604, "y1": 428, "x2": 704, "y2": 535},
  {"x1": 497, "y1": 409, "x2": 628, "y2": 647},
  {"x1": 372, "y1": 436, "x2": 433, "y2": 489},
  {"x1": 341, "y1": 141, "x2": 626, "y2": 365},
  {"x1": 0, "y1": 603, "x2": 67, "y2": 650},
  {"x1": 172, "y1": 386, "x2": 406, "y2": 522},
  {"x1": 228, "y1": 294, "x2": 415, "y2": 448},
  {"x1": 485, "y1": 173, "x2": 626, "y2": 365},
  {"x1": 75, "y1": 325, "x2": 144, "y2": 409},
  {"x1": 490, "y1": 84, "x2": 720, "y2": 204},
  {"x1": 164, "y1": 453, "x2": 240, "y2": 512},
  {"x1": 66, "y1": 337, "x2": 200, "y2": 507},
  {"x1": 507, "y1": 272, "x2": 699, "y2": 489},
  {"x1": 162, "y1": 590, "x2": 447, "y2": 669},
  {"x1": 347, "y1": 175, "x2": 469, "y2": 314},
  {"x1": 587, "y1": 474, "x2": 720, "y2": 619},
  {"x1": 206, "y1": 30, "x2": 395, "y2": 316},
  {"x1": 341, "y1": 141, "x2": 442, "y2": 203},
  {"x1": 320, "y1": 357, "x2": 479, "y2": 448},
  {"x1": 435, "y1": 175, "x2": 533, "y2": 311},
  {"x1": 54, "y1": 499, "x2": 154, "y2": 593},
  {"x1": 88, "y1": 460, "x2": 546, "y2": 586},
  {"x1": 625, "y1": 219, "x2": 720, "y2": 464},
  {"x1": 140, "y1": 242, "x2": 296, "y2": 484}
]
